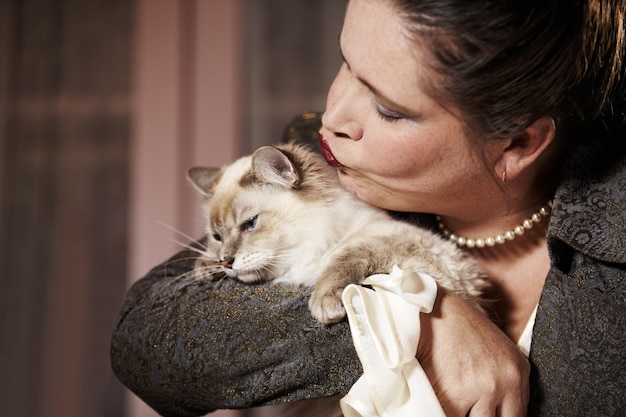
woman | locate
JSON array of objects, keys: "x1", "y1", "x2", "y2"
[{"x1": 111, "y1": 0, "x2": 625, "y2": 416}]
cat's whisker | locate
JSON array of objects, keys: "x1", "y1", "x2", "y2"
[
  {"x1": 255, "y1": 264, "x2": 278, "y2": 281},
  {"x1": 155, "y1": 251, "x2": 210, "y2": 278},
  {"x1": 154, "y1": 221, "x2": 210, "y2": 255},
  {"x1": 266, "y1": 252, "x2": 297, "y2": 269},
  {"x1": 182, "y1": 245, "x2": 210, "y2": 258},
  {"x1": 160, "y1": 271, "x2": 194, "y2": 290},
  {"x1": 159, "y1": 262, "x2": 222, "y2": 291},
  {"x1": 162, "y1": 252, "x2": 205, "y2": 265},
  {"x1": 170, "y1": 238, "x2": 208, "y2": 254},
  {"x1": 186, "y1": 270, "x2": 218, "y2": 286},
  {"x1": 268, "y1": 243, "x2": 298, "y2": 253},
  {"x1": 265, "y1": 259, "x2": 289, "y2": 272},
  {"x1": 155, "y1": 220, "x2": 205, "y2": 245}
]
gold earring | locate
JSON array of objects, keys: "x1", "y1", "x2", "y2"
[{"x1": 501, "y1": 170, "x2": 507, "y2": 183}]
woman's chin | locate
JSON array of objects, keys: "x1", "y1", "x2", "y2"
[{"x1": 337, "y1": 171, "x2": 375, "y2": 204}]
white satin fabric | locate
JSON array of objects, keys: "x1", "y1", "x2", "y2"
[
  {"x1": 517, "y1": 304, "x2": 537, "y2": 357},
  {"x1": 340, "y1": 266, "x2": 445, "y2": 417}
]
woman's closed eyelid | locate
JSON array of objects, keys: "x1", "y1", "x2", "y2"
[{"x1": 376, "y1": 101, "x2": 407, "y2": 121}]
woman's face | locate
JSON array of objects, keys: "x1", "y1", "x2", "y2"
[{"x1": 320, "y1": 0, "x2": 497, "y2": 214}]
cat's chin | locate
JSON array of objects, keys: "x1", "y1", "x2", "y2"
[{"x1": 232, "y1": 271, "x2": 266, "y2": 284}]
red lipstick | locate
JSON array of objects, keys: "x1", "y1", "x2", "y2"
[{"x1": 319, "y1": 133, "x2": 344, "y2": 168}]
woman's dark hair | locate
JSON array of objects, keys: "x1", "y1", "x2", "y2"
[{"x1": 392, "y1": 0, "x2": 625, "y2": 142}]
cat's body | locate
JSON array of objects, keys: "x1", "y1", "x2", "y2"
[{"x1": 188, "y1": 142, "x2": 487, "y2": 323}]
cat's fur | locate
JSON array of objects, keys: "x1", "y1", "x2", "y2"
[{"x1": 187, "y1": 142, "x2": 488, "y2": 323}]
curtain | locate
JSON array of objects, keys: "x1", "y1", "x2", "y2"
[{"x1": 0, "y1": 0, "x2": 132, "y2": 416}]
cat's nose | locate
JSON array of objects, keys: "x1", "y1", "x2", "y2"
[{"x1": 220, "y1": 256, "x2": 235, "y2": 268}]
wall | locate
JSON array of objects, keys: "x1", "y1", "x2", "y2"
[
  {"x1": 0, "y1": 0, "x2": 132, "y2": 416},
  {"x1": 0, "y1": 1, "x2": 344, "y2": 416},
  {"x1": 243, "y1": 0, "x2": 346, "y2": 151}
]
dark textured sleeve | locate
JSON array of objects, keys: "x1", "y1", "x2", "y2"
[{"x1": 110, "y1": 242, "x2": 362, "y2": 417}]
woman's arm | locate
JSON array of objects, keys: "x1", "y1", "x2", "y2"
[
  {"x1": 110, "y1": 243, "x2": 362, "y2": 416},
  {"x1": 111, "y1": 243, "x2": 529, "y2": 417},
  {"x1": 417, "y1": 287, "x2": 530, "y2": 417}
]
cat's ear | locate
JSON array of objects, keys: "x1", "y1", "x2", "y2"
[
  {"x1": 251, "y1": 146, "x2": 299, "y2": 188},
  {"x1": 187, "y1": 167, "x2": 221, "y2": 197}
]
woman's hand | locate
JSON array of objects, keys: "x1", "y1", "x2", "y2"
[{"x1": 417, "y1": 287, "x2": 530, "y2": 417}]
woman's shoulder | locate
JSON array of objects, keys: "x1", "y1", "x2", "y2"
[
  {"x1": 531, "y1": 135, "x2": 626, "y2": 417},
  {"x1": 549, "y1": 136, "x2": 626, "y2": 265}
]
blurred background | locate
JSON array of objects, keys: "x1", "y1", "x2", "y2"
[{"x1": 0, "y1": 0, "x2": 345, "y2": 416}]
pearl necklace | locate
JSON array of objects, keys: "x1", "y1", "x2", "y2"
[{"x1": 436, "y1": 201, "x2": 553, "y2": 249}]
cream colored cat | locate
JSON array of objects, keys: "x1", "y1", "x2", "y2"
[{"x1": 187, "y1": 142, "x2": 487, "y2": 323}]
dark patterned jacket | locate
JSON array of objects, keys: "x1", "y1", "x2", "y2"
[
  {"x1": 529, "y1": 133, "x2": 626, "y2": 415},
  {"x1": 111, "y1": 113, "x2": 625, "y2": 417}
]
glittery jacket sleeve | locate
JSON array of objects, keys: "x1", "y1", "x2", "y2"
[{"x1": 110, "y1": 241, "x2": 362, "y2": 417}]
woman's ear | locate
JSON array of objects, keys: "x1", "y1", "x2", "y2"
[{"x1": 495, "y1": 116, "x2": 556, "y2": 181}]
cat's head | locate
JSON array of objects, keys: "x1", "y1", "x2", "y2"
[{"x1": 187, "y1": 144, "x2": 335, "y2": 283}]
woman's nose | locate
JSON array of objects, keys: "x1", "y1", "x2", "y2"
[{"x1": 322, "y1": 64, "x2": 364, "y2": 141}]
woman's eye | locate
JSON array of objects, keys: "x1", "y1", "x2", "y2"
[
  {"x1": 241, "y1": 215, "x2": 258, "y2": 232},
  {"x1": 376, "y1": 103, "x2": 405, "y2": 122}
]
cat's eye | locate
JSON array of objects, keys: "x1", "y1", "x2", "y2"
[
  {"x1": 212, "y1": 233, "x2": 222, "y2": 242},
  {"x1": 241, "y1": 215, "x2": 258, "y2": 232}
]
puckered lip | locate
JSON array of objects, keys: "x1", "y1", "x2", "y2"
[{"x1": 318, "y1": 133, "x2": 345, "y2": 168}]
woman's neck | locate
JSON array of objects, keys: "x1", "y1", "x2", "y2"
[{"x1": 470, "y1": 228, "x2": 550, "y2": 342}]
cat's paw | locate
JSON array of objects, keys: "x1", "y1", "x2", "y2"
[{"x1": 308, "y1": 289, "x2": 346, "y2": 324}]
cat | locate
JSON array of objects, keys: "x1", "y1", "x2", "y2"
[{"x1": 187, "y1": 142, "x2": 488, "y2": 323}]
